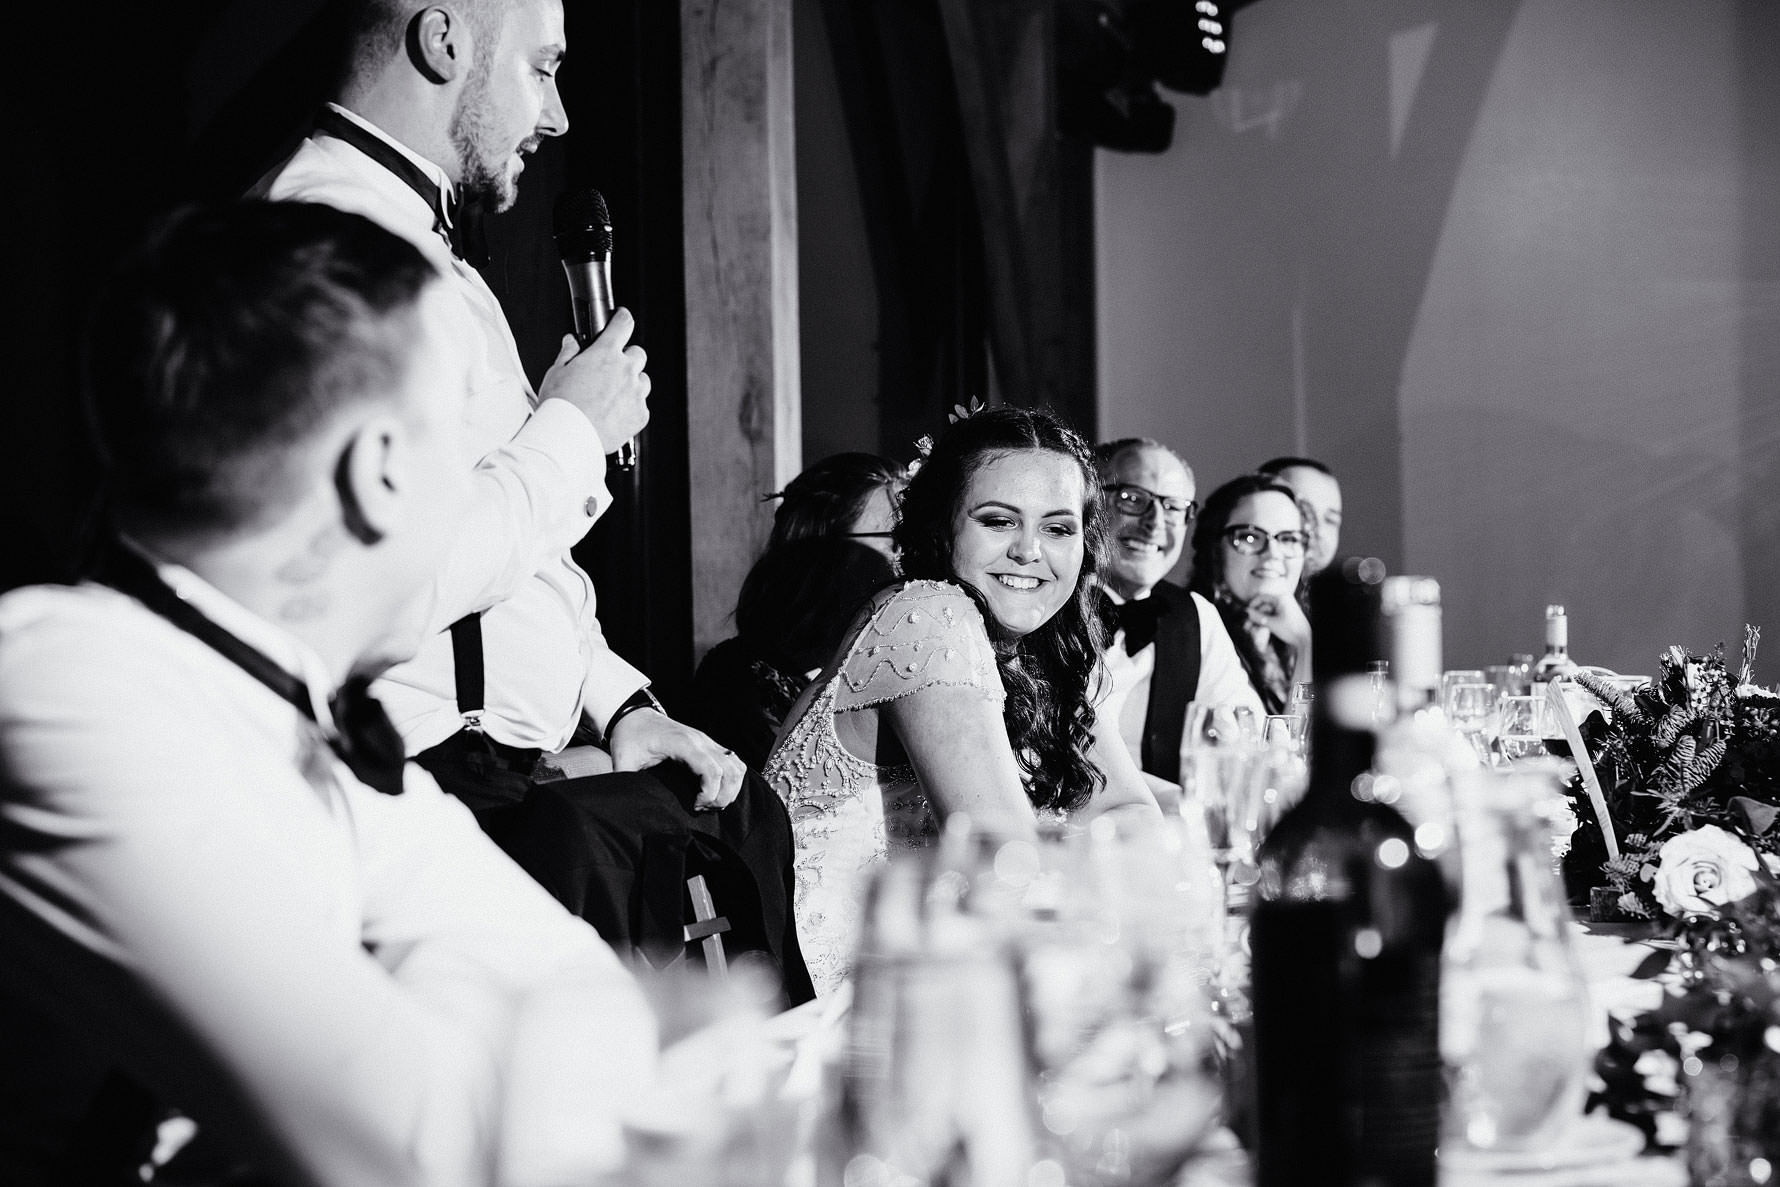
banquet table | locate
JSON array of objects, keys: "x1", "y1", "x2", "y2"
[{"x1": 624, "y1": 919, "x2": 1689, "y2": 1187}]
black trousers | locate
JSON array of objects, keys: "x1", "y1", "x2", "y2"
[{"x1": 414, "y1": 731, "x2": 814, "y2": 1006}]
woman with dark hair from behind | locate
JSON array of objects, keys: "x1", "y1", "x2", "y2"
[
  {"x1": 1188, "y1": 473, "x2": 1314, "y2": 714},
  {"x1": 764, "y1": 407, "x2": 1159, "y2": 994},
  {"x1": 687, "y1": 454, "x2": 902, "y2": 770}
]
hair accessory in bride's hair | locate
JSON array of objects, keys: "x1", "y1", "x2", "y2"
[
  {"x1": 904, "y1": 396, "x2": 987, "y2": 479},
  {"x1": 947, "y1": 395, "x2": 986, "y2": 424}
]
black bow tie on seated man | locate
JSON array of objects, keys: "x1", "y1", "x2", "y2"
[
  {"x1": 313, "y1": 107, "x2": 489, "y2": 267},
  {"x1": 1097, "y1": 592, "x2": 1165, "y2": 656},
  {"x1": 326, "y1": 676, "x2": 410, "y2": 797},
  {"x1": 96, "y1": 544, "x2": 409, "y2": 796}
]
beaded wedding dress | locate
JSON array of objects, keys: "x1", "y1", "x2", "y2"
[{"x1": 763, "y1": 580, "x2": 1004, "y2": 994}]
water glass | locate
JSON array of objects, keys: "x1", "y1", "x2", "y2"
[
  {"x1": 1496, "y1": 695, "x2": 1554, "y2": 764},
  {"x1": 1442, "y1": 766, "x2": 1592, "y2": 1153}
]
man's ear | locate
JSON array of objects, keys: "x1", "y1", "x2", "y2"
[
  {"x1": 333, "y1": 415, "x2": 410, "y2": 547},
  {"x1": 407, "y1": 6, "x2": 468, "y2": 85}
]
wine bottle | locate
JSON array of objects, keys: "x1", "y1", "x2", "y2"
[
  {"x1": 1376, "y1": 576, "x2": 1474, "y2": 895},
  {"x1": 1529, "y1": 605, "x2": 1574, "y2": 692},
  {"x1": 1250, "y1": 561, "x2": 1451, "y2": 1187}
]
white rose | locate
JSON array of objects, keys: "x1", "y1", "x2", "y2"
[{"x1": 1650, "y1": 825, "x2": 1761, "y2": 917}]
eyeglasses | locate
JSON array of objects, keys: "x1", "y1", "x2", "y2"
[
  {"x1": 1101, "y1": 484, "x2": 1198, "y2": 524},
  {"x1": 1221, "y1": 524, "x2": 1308, "y2": 556}
]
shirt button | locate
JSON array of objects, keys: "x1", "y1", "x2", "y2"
[{"x1": 584, "y1": 496, "x2": 599, "y2": 517}]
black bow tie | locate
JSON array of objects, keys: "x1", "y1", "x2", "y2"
[
  {"x1": 327, "y1": 676, "x2": 409, "y2": 797},
  {"x1": 1098, "y1": 593, "x2": 1165, "y2": 656},
  {"x1": 314, "y1": 107, "x2": 488, "y2": 267},
  {"x1": 98, "y1": 544, "x2": 408, "y2": 796}
]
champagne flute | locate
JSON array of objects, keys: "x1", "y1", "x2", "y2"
[{"x1": 1262, "y1": 713, "x2": 1307, "y2": 755}]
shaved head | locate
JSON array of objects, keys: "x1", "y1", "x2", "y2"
[{"x1": 341, "y1": 0, "x2": 510, "y2": 91}]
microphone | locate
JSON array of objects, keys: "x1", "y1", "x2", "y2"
[{"x1": 552, "y1": 188, "x2": 635, "y2": 471}]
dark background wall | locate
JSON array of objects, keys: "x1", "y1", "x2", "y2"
[
  {"x1": 1093, "y1": 0, "x2": 1780, "y2": 673},
  {"x1": 9, "y1": 0, "x2": 1778, "y2": 684},
  {"x1": 3, "y1": 0, "x2": 697, "y2": 698}
]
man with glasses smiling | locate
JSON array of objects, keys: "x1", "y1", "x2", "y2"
[{"x1": 1093, "y1": 439, "x2": 1263, "y2": 794}]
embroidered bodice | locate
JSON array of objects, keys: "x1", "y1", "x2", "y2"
[{"x1": 762, "y1": 580, "x2": 1003, "y2": 993}]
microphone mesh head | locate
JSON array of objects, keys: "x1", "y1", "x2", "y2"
[{"x1": 552, "y1": 187, "x2": 612, "y2": 259}]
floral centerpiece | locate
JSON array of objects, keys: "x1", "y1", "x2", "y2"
[
  {"x1": 1559, "y1": 628, "x2": 1780, "y2": 1180},
  {"x1": 1560, "y1": 627, "x2": 1780, "y2": 922}
]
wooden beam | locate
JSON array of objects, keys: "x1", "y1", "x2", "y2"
[{"x1": 682, "y1": 0, "x2": 802, "y2": 658}]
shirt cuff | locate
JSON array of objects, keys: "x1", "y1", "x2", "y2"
[
  {"x1": 520, "y1": 398, "x2": 611, "y2": 522},
  {"x1": 581, "y1": 660, "x2": 652, "y2": 736}
]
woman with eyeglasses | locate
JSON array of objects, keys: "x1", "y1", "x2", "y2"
[{"x1": 1188, "y1": 474, "x2": 1313, "y2": 714}]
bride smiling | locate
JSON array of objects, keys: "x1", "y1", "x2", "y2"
[{"x1": 763, "y1": 406, "x2": 1159, "y2": 993}]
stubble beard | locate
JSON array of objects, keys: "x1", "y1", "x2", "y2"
[{"x1": 448, "y1": 70, "x2": 519, "y2": 212}]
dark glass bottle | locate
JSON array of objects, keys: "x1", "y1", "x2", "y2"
[{"x1": 1249, "y1": 561, "x2": 1451, "y2": 1187}]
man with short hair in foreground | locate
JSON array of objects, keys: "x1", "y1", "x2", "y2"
[
  {"x1": 0, "y1": 201, "x2": 652, "y2": 1187},
  {"x1": 1095, "y1": 438, "x2": 1264, "y2": 791}
]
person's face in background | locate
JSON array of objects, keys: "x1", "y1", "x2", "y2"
[
  {"x1": 449, "y1": 0, "x2": 568, "y2": 211},
  {"x1": 950, "y1": 450, "x2": 1087, "y2": 638},
  {"x1": 1276, "y1": 464, "x2": 1342, "y2": 574},
  {"x1": 1099, "y1": 444, "x2": 1194, "y2": 601},
  {"x1": 1218, "y1": 490, "x2": 1306, "y2": 608},
  {"x1": 846, "y1": 483, "x2": 900, "y2": 560}
]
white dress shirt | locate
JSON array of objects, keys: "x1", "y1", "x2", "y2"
[
  {"x1": 1099, "y1": 587, "x2": 1266, "y2": 779},
  {"x1": 258, "y1": 105, "x2": 648, "y2": 753},
  {"x1": 0, "y1": 570, "x2": 655, "y2": 1186}
]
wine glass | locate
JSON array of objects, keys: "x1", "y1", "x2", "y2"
[
  {"x1": 1439, "y1": 669, "x2": 1487, "y2": 715},
  {"x1": 1445, "y1": 682, "x2": 1500, "y2": 763}
]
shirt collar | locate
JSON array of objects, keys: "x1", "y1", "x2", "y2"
[
  {"x1": 120, "y1": 538, "x2": 338, "y2": 731},
  {"x1": 322, "y1": 102, "x2": 460, "y2": 229}
]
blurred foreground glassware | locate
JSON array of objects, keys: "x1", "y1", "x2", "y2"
[
  {"x1": 1185, "y1": 702, "x2": 1259, "y2": 749},
  {"x1": 1262, "y1": 714, "x2": 1307, "y2": 755},
  {"x1": 835, "y1": 825, "x2": 1038, "y2": 1187},
  {"x1": 609, "y1": 962, "x2": 806, "y2": 1187},
  {"x1": 1441, "y1": 765, "x2": 1592, "y2": 1155},
  {"x1": 1019, "y1": 819, "x2": 1225, "y2": 1186}
]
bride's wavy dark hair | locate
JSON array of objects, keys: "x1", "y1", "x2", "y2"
[{"x1": 893, "y1": 406, "x2": 1109, "y2": 813}]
